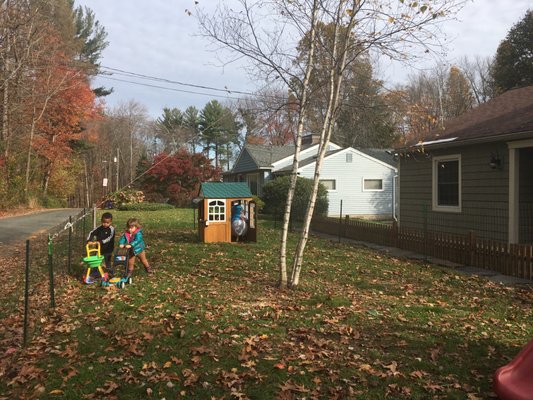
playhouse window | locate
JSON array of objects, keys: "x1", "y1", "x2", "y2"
[
  {"x1": 432, "y1": 154, "x2": 461, "y2": 212},
  {"x1": 208, "y1": 199, "x2": 226, "y2": 221}
]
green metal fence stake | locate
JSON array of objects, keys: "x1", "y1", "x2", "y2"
[
  {"x1": 48, "y1": 234, "x2": 55, "y2": 308},
  {"x1": 423, "y1": 204, "x2": 428, "y2": 262},
  {"x1": 23, "y1": 240, "x2": 30, "y2": 347},
  {"x1": 67, "y1": 216, "x2": 72, "y2": 275}
]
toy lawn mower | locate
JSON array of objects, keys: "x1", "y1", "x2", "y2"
[
  {"x1": 101, "y1": 246, "x2": 133, "y2": 289},
  {"x1": 83, "y1": 242, "x2": 108, "y2": 284}
]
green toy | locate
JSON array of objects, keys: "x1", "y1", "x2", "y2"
[{"x1": 83, "y1": 241, "x2": 107, "y2": 284}]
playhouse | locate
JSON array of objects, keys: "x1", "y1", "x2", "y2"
[{"x1": 197, "y1": 182, "x2": 257, "y2": 243}]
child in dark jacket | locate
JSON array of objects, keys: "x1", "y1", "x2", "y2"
[
  {"x1": 87, "y1": 212, "x2": 115, "y2": 270},
  {"x1": 118, "y1": 218, "x2": 153, "y2": 277}
]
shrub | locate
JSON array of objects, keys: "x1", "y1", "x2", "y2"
[
  {"x1": 141, "y1": 150, "x2": 221, "y2": 207},
  {"x1": 262, "y1": 176, "x2": 329, "y2": 221},
  {"x1": 38, "y1": 195, "x2": 66, "y2": 208},
  {"x1": 107, "y1": 189, "x2": 145, "y2": 208},
  {"x1": 117, "y1": 203, "x2": 174, "y2": 211},
  {"x1": 252, "y1": 195, "x2": 265, "y2": 213}
]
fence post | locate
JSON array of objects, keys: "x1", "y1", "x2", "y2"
[
  {"x1": 345, "y1": 215, "x2": 350, "y2": 239},
  {"x1": 338, "y1": 200, "x2": 343, "y2": 243},
  {"x1": 67, "y1": 216, "x2": 72, "y2": 275},
  {"x1": 392, "y1": 220, "x2": 399, "y2": 248},
  {"x1": 468, "y1": 230, "x2": 476, "y2": 266},
  {"x1": 23, "y1": 240, "x2": 30, "y2": 347},
  {"x1": 93, "y1": 204, "x2": 97, "y2": 229},
  {"x1": 48, "y1": 234, "x2": 55, "y2": 308}
]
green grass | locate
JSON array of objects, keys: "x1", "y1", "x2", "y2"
[{"x1": 1, "y1": 208, "x2": 532, "y2": 399}]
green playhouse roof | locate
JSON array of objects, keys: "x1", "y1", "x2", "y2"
[{"x1": 200, "y1": 182, "x2": 253, "y2": 199}]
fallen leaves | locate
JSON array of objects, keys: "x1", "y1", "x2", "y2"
[{"x1": 1, "y1": 215, "x2": 532, "y2": 399}]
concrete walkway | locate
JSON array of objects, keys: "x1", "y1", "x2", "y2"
[{"x1": 312, "y1": 230, "x2": 533, "y2": 289}]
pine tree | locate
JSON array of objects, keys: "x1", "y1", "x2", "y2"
[{"x1": 491, "y1": 9, "x2": 533, "y2": 94}]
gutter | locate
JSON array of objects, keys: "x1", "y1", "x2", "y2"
[{"x1": 395, "y1": 130, "x2": 533, "y2": 152}]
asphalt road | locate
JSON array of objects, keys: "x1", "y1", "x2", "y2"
[{"x1": 0, "y1": 209, "x2": 83, "y2": 246}]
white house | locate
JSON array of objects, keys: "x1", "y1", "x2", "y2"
[{"x1": 223, "y1": 135, "x2": 397, "y2": 219}]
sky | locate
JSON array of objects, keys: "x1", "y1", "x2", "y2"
[{"x1": 75, "y1": 0, "x2": 532, "y2": 118}]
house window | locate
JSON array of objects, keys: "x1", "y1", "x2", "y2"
[
  {"x1": 320, "y1": 179, "x2": 336, "y2": 190},
  {"x1": 346, "y1": 153, "x2": 353, "y2": 163},
  {"x1": 208, "y1": 199, "x2": 226, "y2": 221},
  {"x1": 247, "y1": 174, "x2": 258, "y2": 195},
  {"x1": 363, "y1": 179, "x2": 383, "y2": 191},
  {"x1": 432, "y1": 155, "x2": 461, "y2": 212}
]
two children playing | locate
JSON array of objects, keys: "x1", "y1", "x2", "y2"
[{"x1": 87, "y1": 213, "x2": 153, "y2": 278}]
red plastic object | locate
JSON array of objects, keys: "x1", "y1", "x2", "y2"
[{"x1": 493, "y1": 339, "x2": 533, "y2": 400}]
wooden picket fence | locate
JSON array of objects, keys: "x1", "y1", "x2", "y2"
[{"x1": 311, "y1": 216, "x2": 533, "y2": 280}]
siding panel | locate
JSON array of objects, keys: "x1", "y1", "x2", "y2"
[
  {"x1": 399, "y1": 143, "x2": 509, "y2": 241},
  {"x1": 298, "y1": 149, "x2": 396, "y2": 217}
]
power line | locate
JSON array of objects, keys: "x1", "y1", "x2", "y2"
[
  {"x1": 99, "y1": 65, "x2": 258, "y2": 97},
  {"x1": 97, "y1": 75, "x2": 246, "y2": 101}
]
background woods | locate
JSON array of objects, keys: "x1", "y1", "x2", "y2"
[{"x1": 1, "y1": 1, "x2": 531, "y2": 211}]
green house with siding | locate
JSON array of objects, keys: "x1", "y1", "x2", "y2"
[{"x1": 395, "y1": 85, "x2": 533, "y2": 244}]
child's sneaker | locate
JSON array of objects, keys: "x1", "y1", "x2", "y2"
[
  {"x1": 144, "y1": 266, "x2": 153, "y2": 274},
  {"x1": 85, "y1": 276, "x2": 96, "y2": 285}
]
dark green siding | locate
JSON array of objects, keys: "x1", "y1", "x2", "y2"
[
  {"x1": 399, "y1": 143, "x2": 509, "y2": 241},
  {"x1": 233, "y1": 149, "x2": 258, "y2": 173}
]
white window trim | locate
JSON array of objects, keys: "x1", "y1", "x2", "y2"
[
  {"x1": 207, "y1": 199, "x2": 226, "y2": 222},
  {"x1": 432, "y1": 154, "x2": 462, "y2": 213},
  {"x1": 320, "y1": 179, "x2": 337, "y2": 192},
  {"x1": 362, "y1": 178, "x2": 384, "y2": 192}
]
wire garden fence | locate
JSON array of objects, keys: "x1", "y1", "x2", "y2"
[{"x1": 20, "y1": 209, "x2": 94, "y2": 347}]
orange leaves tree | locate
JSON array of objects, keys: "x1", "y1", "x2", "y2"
[
  {"x1": 32, "y1": 65, "x2": 101, "y2": 195},
  {"x1": 0, "y1": 0, "x2": 106, "y2": 206},
  {"x1": 141, "y1": 150, "x2": 221, "y2": 206}
]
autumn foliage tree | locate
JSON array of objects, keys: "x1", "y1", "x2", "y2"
[
  {"x1": 0, "y1": 0, "x2": 105, "y2": 207},
  {"x1": 141, "y1": 150, "x2": 221, "y2": 206},
  {"x1": 32, "y1": 64, "x2": 100, "y2": 195}
]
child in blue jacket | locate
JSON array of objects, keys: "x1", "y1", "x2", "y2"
[{"x1": 119, "y1": 218, "x2": 153, "y2": 276}]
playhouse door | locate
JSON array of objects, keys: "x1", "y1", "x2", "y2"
[
  {"x1": 204, "y1": 199, "x2": 230, "y2": 243},
  {"x1": 247, "y1": 201, "x2": 257, "y2": 242}
]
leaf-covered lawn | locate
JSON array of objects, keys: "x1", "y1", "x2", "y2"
[{"x1": 1, "y1": 209, "x2": 532, "y2": 399}]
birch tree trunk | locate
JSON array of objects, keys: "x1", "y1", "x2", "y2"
[
  {"x1": 279, "y1": 0, "x2": 319, "y2": 288},
  {"x1": 290, "y1": 0, "x2": 356, "y2": 287}
]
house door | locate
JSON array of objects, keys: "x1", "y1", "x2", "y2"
[
  {"x1": 509, "y1": 142, "x2": 533, "y2": 243},
  {"x1": 518, "y1": 147, "x2": 533, "y2": 243}
]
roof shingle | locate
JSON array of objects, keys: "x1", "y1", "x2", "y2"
[
  {"x1": 200, "y1": 182, "x2": 253, "y2": 199},
  {"x1": 415, "y1": 85, "x2": 533, "y2": 146}
]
